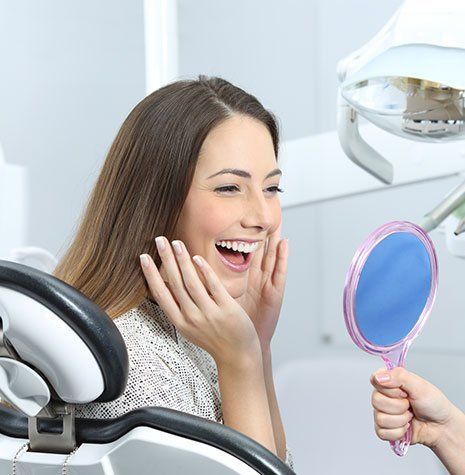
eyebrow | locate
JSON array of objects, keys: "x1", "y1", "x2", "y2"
[{"x1": 207, "y1": 168, "x2": 282, "y2": 180}]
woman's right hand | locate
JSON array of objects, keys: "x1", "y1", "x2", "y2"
[
  {"x1": 370, "y1": 367, "x2": 465, "y2": 449},
  {"x1": 139, "y1": 236, "x2": 261, "y2": 366}
]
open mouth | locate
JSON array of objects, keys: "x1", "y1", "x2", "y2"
[
  {"x1": 214, "y1": 243, "x2": 254, "y2": 272},
  {"x1": 215, "y1": 244, "x2": 247, "y2": 264}
]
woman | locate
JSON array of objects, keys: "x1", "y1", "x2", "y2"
[
  {"x1": 54, "y1": 75, "x2": 293, "y2": 467},
  {"x1": 371, "y1": 367, "x2": 465, "y2": 474}
]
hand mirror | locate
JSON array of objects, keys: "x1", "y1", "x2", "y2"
[{"x1": 343, "y1": 221, "x2": 438, "y2": 456}]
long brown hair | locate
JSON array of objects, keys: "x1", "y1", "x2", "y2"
[{"x1": 53, "y1": 76, "x2": 280, "y2": 318}]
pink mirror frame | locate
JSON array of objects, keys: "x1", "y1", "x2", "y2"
[{"x1": 343, "y1": 221, "x2": 438, "y2": 456}]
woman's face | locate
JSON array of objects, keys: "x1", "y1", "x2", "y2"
[{"x1": 173, "y1": 114, "x2": 282, "y2": 299}]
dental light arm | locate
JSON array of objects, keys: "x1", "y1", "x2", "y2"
[
  {"x1": 421, "y1": 179, "x2": 465, "y2": 233},
  {"x1": 337, "y1": 94, "x2": 393, "y2": 184}
]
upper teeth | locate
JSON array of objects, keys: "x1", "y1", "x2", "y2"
[{"x1": 215, "y1": 240, "x2": 259, "y2": 253}]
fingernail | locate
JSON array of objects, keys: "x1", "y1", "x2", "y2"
[
  {"x1": 155, "y1": 236, "x2": 166, "y2": 252},
  {"x1": 193, "y1": 255, "x2": 203, "y2": 267},
  {"x1": 140, "y1": 254, "x2": 149, "y2": 268},
  {"x1": 172, "y1": 240, "x2": 182, "y2": 255},
  {"x1": 375, "y1": 372, "x2": 391, "y2": 383}
]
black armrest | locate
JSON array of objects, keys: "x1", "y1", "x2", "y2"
[{"x1": 0, "y1": 404, "x2": 295, "y2": 475}]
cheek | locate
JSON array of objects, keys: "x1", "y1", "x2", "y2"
[{"x1": 186, "y1": 200, "x2": 236, "y2": 238}]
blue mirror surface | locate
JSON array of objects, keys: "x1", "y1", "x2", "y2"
[{"x1": 355, "y1": 232, "x2": 432, "y2": 346}]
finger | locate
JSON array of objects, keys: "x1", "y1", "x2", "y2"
[
  {"x1": 271, "y1": 238, "x2": 288, "y2": 290},
  {"x1": 269, "y1": 221, "x2": 282, "y2": 242},
  {"x1": 171, "y1": 240, "x2": 216, "y2": 313},
  {"x1": 139, "y1": 253, "x2": 185, "y2": 329},
  {"x1": 371, "y1": 367, "x2": 428, "y2": 401},
  {"x1": 375, "y1": 423, "x2": 410, "y2": 442},
  {"x1": 262, "y1": 228, "x2": 281, "y2": 276},
  {"x1": 370, "y1": 371, "x2": 408, "y2": 398},
  {"x1": 374, "y1": 410, "x2": 413, "y2": 429},
  {"x1": 155, "y1": 236, "x2": 197, "y2": 314},
  {"x1": 372, "y1": 390, "x2": 410, "y2": 415},
  {"x1": 248, "y1": 240, "x2": 266, "y2": 287},
  {"x1": 375, "y1": 386, "x2": 409, "y2": 399},
  {"x1": 191, "y1": 255, "x2": 232, "y2": 306}
]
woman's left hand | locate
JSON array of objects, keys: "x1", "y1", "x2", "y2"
[{"x1": 236, "y1": 224, "x2": 289, "y2": 352}]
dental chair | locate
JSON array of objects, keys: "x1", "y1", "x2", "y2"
[{"x1": 0, "y1": 260, "x2": 294, "y2": 475}]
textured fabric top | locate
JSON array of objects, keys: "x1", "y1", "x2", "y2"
[{"x1": 74, "y1": 298, "x2": 294, "y2": 469}]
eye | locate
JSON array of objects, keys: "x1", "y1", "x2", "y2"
[
  {"x1": 215, "y1": 185, "x2": 240, "y2": 194},
  {"x1": 266, "y1": 186, "x2": 284, "y2": 194}
]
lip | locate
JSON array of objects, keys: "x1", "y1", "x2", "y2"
[{"x1": 215, "y1": 244, "x2": 254, "y2": 273}]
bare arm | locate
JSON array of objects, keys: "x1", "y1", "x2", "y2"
[
  {"x1": 430, "y1": 405, "x2": 465, "y2": 475},
  {"x1": 262, "y1": 347, "x2": 287, "y2": 461},
  {"x1": 216, "y1": 349, "x2": 277, "y2": 455}
]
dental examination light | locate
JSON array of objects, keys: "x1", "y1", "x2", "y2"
[{"x1": 337, "y1": 0, "x2": 465, "y2": 235}]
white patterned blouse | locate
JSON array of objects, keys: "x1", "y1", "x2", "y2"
[{"x1": 74, "y1": 298, "x2": 294, "y2": 469}]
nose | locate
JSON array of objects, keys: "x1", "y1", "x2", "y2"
[{"x1": 241, "y1": 189, "x2": 275, "y2": 232}]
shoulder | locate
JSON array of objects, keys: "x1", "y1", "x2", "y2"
[
  {"x1": 114, "y1": 298, "x2": 177, "y2": 344},
  {"x1": 112, "y1": 299, "x2": 178, "y2": 376}
]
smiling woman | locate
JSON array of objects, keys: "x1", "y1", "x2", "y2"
[{"x1": 53, "y1": 75, "x2": 293, "y2": 469}]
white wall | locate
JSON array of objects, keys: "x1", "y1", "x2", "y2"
[
  {"x1": 177, "y1": 0, "x2": 403, "y2": 138},
  {"x1": 0, "y1": 0, "x2": 146, "y2": 257}
]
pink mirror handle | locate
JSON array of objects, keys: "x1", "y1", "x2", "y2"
[
  {"x1": 390, "y1": 426, "x2": 412, "y2": 456},
  {"x1": 383, "y1": 350, "x2": 411, "y2": 457}
]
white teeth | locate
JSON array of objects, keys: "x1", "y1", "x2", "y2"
[{"x1": 215, "y1": 240, "x2": 259, "y2": 253}]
